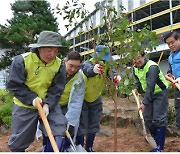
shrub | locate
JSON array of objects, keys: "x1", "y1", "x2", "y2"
[
  {"x1": 0, "y1": 89, "x2": 13, "y2": 127},
  {"x1": 0, "y1": 103, "x2": 12, "y2": 127},
  {"x1": 167, "y1": 104, "x2": 176, "y2": 125},
  {"x1": 0, "y1": 89, "x2": 13, "y2": 104}
]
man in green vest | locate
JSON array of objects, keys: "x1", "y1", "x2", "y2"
[
  {"x1": 132, "y1": 52, "x2": 169, "y2": 152},
  {"x1": 76, "y1": 45, "x2": 121, "y2": 152},
  {"x1": 7, "y1": 31, "x2": 68, "y2": 152},
  {"x1": 57, "y1": 51, "x2": 86, "y2": 151}
]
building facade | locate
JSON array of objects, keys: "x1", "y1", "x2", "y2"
[
  {"x1": 0, "y1": 49, "x2": 8, "y2": 89},
  {"x1": 64, "y1": 0, "x2": 180, "y2": 73}
]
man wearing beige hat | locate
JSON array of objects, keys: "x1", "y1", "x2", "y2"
[{"x1": 7, "y1": 31, "x2": 68, "y2": 152}]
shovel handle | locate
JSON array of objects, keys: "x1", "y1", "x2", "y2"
[
  {"x1": 65, "y1": 130, "x2": 77, "y2": 152},
  {"x1": 132, "y1": 90, "x2": 147, "y2": 133},
  {"x1": 132, "y1": 90, "x2": 144, "y2": 120},
  {"x1": 132, "y1": 89, "x2": 157, "y2": 148},
  {"x1": 165, "y1": 75, "x2": 180, "y2": 90},
  {"x1": 35, "y1": 100, "x2": 59, "y2": 152}
]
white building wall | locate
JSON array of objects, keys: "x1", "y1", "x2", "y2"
[
  {"x1": 146, "y1": 0, "x2": 152, "y2": 3},
  {"x1": 133, "y1": 0, "x2": 140, "y2": 9},
  {"x1": 0, "y1": 49, "x2": 8, "y2": 89},
  {"x1": 96, "y1": 10, "x2": 101, "y2": 26},
  {"x1": 122, "y1": 0, "x2": 128, "y2": 12}
]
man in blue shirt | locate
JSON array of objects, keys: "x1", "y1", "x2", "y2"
[{"x1": 164, "y1": 31, "x2": 180, "y2": 152}]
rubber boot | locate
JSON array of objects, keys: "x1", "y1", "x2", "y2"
[
  {"x1": 42, "y1": 135, "x2": 65, "y2": 152},
  {"x1": 86, "y1": 133, "x2": 96, "y2": 152},
  {"x1": 76, "y1": 135, "x2": 84, "y2": 147},
  {"x1": 150, "y1": 127, "x2": 166, "y2": 152},
  {"x1": 149, "y1": 128, "x2": 157, "y2": 144}
]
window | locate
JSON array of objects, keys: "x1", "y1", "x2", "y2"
[
  {"x1": 81, "y1": 34, "x2": 85, "y2": 42},
  {"x1": 69, "y1": 39, "x2": 73, "y2": 46},
  {"x1": 172, "y1": 0, "x2": 180, "y2": 7},
  {"x1": 151, "y1": 1, "x2": 169, "y2": 15},
  {"x1": 172, "y1": 9, "x2": 180, "y2": 24},
  {"x1": 75, "y1": 36, "x2": 80, "y2": 44},
  {"x1": 133, "y1": 20, "x2": 151, "y2": 31},
  {"x1": 152, "y1": 13, "x2": 170, "y2": 30},
  {"x1": 133, "y1": 5, "x2": 150, "y2": 22},
  {"x1": 75, "y1": 46, "x2": 80, "y2": 52},
  {"x1": 100, "y1": 25, "x2": 107, "y2": 34}
]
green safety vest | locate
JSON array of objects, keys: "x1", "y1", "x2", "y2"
[
  {"x1": 14, "y1": 52, "x2": 61, "y2": 109},
  {"x1": 134, "y1": 60, "x2": 168, "y2": 94},
  {"x1": 84, "y1": 58, "x2": 106, "y2": 103},
  {"x1": 59, "y1": 70, "x2": 87, "y2": 106}
]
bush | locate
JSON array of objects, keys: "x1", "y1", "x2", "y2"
[
  {"x1": 0, "y1": 103, "x2": 12, "y2": 127},
  {"x1": 167, "y1": 104, "x2": 176, "y2": 125},
  {"x1": 0, "y1": 89, "x2": 13, "y2": 127},
  {"x1": 0, "y1": 89, "x2": 13, "y2": 104}
]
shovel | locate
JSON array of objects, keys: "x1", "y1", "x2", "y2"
[
  {"x1": 65, "y1": 129, "x2": 86, "y2": 152},
  {"x1": 35, "y1": 99, "x2": 59, "y2": 152},
  {"x1": 165, "y1": 75, "x2": 180, "y2": 90},
  {"x1": 132, "y1": 89, "x2": 157, "y2": 149}
]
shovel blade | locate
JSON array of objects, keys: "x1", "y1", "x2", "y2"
[
  {"x1": 145, "y1": 135, "x2": 157, "y2": 149},
  {"x1": 66, "y1": 145, "x2": 87, "y2": 152},
  {"x1": 76, "y1": 144, "x2": 87, "y2": 152}
]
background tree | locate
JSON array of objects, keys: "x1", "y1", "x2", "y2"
[
  {"x1": 56, "y1": 0, "x2": 159, "y2": 151},
  {"x1": 0, "y1": 0, "x2": 68, "y2": 71}
]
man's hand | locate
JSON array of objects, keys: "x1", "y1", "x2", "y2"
[
  {"x1": 166, "y1": 73, "x2": 176, "y2": 88},
  {"x1": 113, "y1": 75, "x2": 121, "y2": 84},
  {"x1": 66, "y1": 123, "x2": 74, "y2": 136},
  {"x1": 32, "y1": 97, "x2": 42, "y2": 107},
  {"x1": 93, "y1": 64, "x2": 104, "y2": 74},
  {"x1": 166, "y1": 73, "x2": 175, "y2": 80},
  {"x1": 139, "y1": 103, "x2": 145, "y2": 113},
  {"x1": 42, "y1": 104, "x2": 49, "y2": 117}
]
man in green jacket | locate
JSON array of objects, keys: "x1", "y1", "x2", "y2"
[
  {"x1": 7, "y1": 31, "x2": 67, "y2": 152},
  {"x1": 58, "y1": 51, "x2": 87, "y2": 151},
  {"x1": 133, "y1": 52, "x2": 169, "y2": 152},
  {"x1": 76, "y1": 45, "x2": 121, "y2": 152}
]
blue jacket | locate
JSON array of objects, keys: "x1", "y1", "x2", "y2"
[{"x1": 168, "y1": 49, "x2": 180, "y2": 78}]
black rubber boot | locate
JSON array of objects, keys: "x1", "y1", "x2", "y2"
[
  {"x1": 86, "y1": 133, "x2": 96, "y2": 152},
  {"x1": 150, "y1": 127, "x2": 166, "y2": 152},
  {"x1": 42, "y1": 135, "x2": 65, "y2": 152},
  {"x1": 76, "y1": 135, "x2": 84, "y2": 147}
]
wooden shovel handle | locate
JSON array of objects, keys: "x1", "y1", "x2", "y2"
[
  {"x1": 165, "y1": 75, "x2": 180, "y2": 90},
  {"x1": 35, "y1": 100, "x2": 59, "y2": 152},
  {"x1": 132, "y1": 90, "x2": 144, "y2": 120}
]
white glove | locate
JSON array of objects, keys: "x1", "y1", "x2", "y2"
[
  {"x1": 113, "y1": 75, "x2": 121, "y2": 84},
  {"x1": 175, "y1": 77, "x2": 180, "y2": 83},
  {"x1": 43, "y1": 104, "x2": 49, "y2": 117},
  {"x1": 32, "y1": 97, "x2": 42, "y2": 107},
  {"x1": 93, "y1": 64, "x2": 104, "y2": 74}
]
